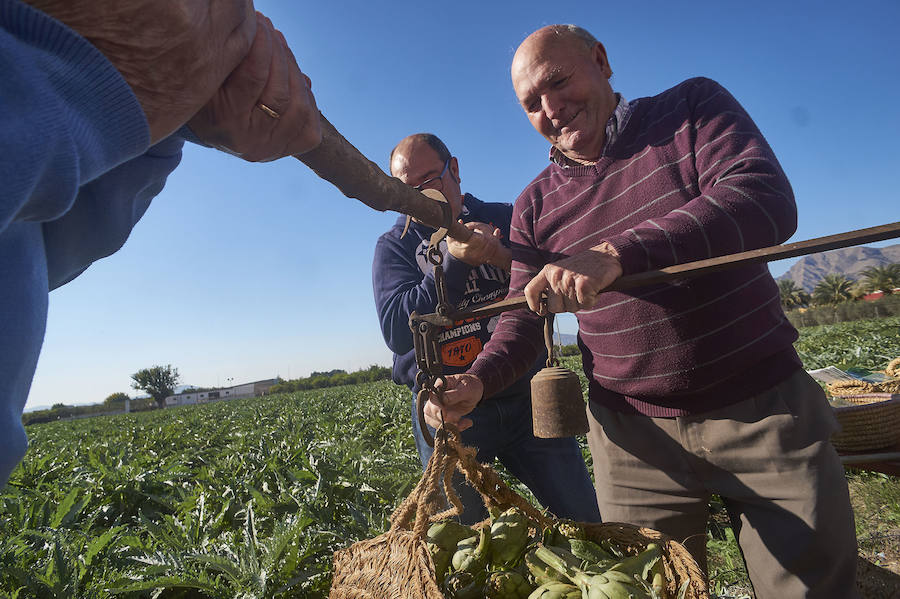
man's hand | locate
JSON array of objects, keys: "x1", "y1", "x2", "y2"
[
  {"x1": 524, "y1": 241, "x2": 623, "y2": 314},
  {"x1": 25, "y1": 0, "x2": 257, "y2": 143},
  {"x1": 187, "y1": 13, "x2": 322, "y2": 162},
  {"x1": 448, "y1": 221, "x2": 511, "y2": 271},
  {"x1": 424, "y1": 374, "x2": 484, "y2": 432}
]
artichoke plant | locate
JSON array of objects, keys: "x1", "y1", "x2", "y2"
[
  {"x1": 484, "y1": 570, "x2": 532, "y2": 599},
  {"x1": 452, "y1": 526, "x2": 491, "y2": 574},
  {"x1": 534, "y1": 545, "x2": 651, "y2": 599},
  {"x1": 527, "y1": 581, "x2": 582, "y2": 599},
  {"x1": 490, "y1": 507, "x2": 532, "y2": 569},
  {"x1": 427, "y1": 520, "x2": 478, "y2": 584}
]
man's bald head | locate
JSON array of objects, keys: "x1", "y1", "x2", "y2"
[
  {"x1": 389, "y1": 133, "x2": 451, "y2": 176},
  {"x1": 511, "y1": 24, "x2": 615, "y2": 164}
]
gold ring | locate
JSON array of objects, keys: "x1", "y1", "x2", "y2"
[{"x1": 257, "y1": 103, "x2": 280, "y2": 119}]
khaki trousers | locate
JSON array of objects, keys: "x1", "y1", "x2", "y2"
[{"x1": 587, "y1": 369, "x2": 859, "y2": 598}]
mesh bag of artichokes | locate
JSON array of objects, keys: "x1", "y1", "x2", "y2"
[{"x1": 329, "y1": 427, "x2": 708, "y2": 599}]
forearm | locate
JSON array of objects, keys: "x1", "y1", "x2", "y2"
[
  {"x1": 467, "y1": 306, "x2": 544, "y2": 398},
  {"x1": 1, "y1": 0, "x2": 150, "y2": 234}
]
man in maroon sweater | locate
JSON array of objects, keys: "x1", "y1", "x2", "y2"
[{"x1": 423, "y1": 24, "x2": 859, "y2": 598}]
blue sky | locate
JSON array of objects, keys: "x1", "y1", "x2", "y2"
[{"x1": 27, "y1": 0, "x2": 900, "y2": 409}]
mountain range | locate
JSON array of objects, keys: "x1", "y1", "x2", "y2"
[{"x1": 775, "y1": 243, "x2": 900, "y2": 292}]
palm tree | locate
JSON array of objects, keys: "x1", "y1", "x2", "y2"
[
  {"x1": 778, "y1": 279, "x2": 810, "y2": 310},
  {"x1": 812, "y1": 274, "x2": 854, "y2": 306},
  {"x1": 860, "y1": 263, "x2": 900, "y2": 295}
]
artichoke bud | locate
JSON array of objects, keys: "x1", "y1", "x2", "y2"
[
  {"x1": 484, "y1": 570, "x2": 532, "y2": 599},
  {"x1": 542, "y1": 520, "x2": 586, "y2": 548},
  {"x1": 490, "y1": 507, "x2": 533, "y2": 568},
  {"x1": 524, "y1": 547, "x2": 566, "y2": 586},
  {"x1": 527, "y1": 581, "x2": 581, "y2": 599},
  {"x1": 608, "y1": 543, "x2": 662, "y2": 582},
  {"x1": 427, "y1": 519, "x2": 477, "y2": 551},
  {"x1": 452, "y1": 526, "x2": 491, "y2": 573},
  {"x1": 443, "y1": 571, "x2": 485, "y2": 599},
  {"x1": 585, "y1": 572, "x2": 650, "y2": 599},
  {"x1": 428, "y1": 544, "x2": 452, "y2": 586}
]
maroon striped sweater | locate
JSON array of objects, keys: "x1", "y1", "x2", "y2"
[{"x1": 468, "y1": 78, "x2": 802, "y2": 417}]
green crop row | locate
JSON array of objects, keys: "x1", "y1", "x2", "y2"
[{"x1": 1, "y1": 316, "x2": 897, "y2": 597}]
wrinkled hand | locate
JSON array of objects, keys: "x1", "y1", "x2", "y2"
[
  {"x1": 424, "y1": 374, "x2": 484, "y2": 432},
  {"x1": 25, "y1": 0, "x2": 257, "y2": 143},
  {"x1": 448, "y1": 221, "x2": 511, "y2": 271},
  {"x1": 187, "y1": 12, "x2": 322, "y2": 162},
  {"x1": 524, "y1": 241, "x2": 623, "y2": 314}
]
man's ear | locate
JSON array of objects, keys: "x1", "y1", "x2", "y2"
[
  {"x1": 450, "y1": 156, "x2": 461, "y2": 183},
  {"x1": 592, "y1": 42, "x2": 612, "y2": 78}
]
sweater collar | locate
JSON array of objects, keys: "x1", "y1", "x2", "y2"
[{"x1": 549, "y1": 93, "x2": 632, "y2": 167}]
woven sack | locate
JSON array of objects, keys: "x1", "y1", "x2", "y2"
[
  {"x1": 830, "y1": 393, "x2": 900, "y2": 452},
  {"x1": 329, "y1": 426, "x2": 709, "y2": 599}
]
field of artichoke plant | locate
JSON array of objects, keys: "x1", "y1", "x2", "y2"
[{"x1": 1, "y1": 316, "x2": 898, "y2": 598}]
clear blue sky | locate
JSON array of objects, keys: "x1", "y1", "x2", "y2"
[{"x1": 27, "y1": 0, "x2": 900, "y2": 409}]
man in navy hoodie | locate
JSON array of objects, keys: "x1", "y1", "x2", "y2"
[{"x1": 371, "y1": 133, "x2": 600, "y2": 524}]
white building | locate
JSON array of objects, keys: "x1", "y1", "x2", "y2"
[{"x1": 164, "y1": 378, "x2": 279, "y2": 407}]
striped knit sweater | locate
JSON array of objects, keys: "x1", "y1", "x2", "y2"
[{"x1": 468, "y1": 77, "x2": 802, "y2": 417}]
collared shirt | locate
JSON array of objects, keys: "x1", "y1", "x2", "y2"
[{"x1": 550, "y1": 93, "x2": 632, "y2": 167}]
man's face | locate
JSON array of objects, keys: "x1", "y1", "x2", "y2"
[
  {"x1": 512, "y1": 34, "x2": 616, "y2": 164},
  {"x1": 390, "y1": 142, "x2": 463, "y2": 218}
]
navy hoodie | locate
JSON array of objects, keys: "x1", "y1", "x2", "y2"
[{"x1": 372, "y1": 194, "x2": 543, "y2": 399}]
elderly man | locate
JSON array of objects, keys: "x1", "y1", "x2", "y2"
[
  {"x1": 1, "y1": 0, "x2": 321, "y2": 486},
  {"x1": 372, "y1": 133, "x2": 600, "y2": 524},
  {"x1": 426, "y1": 25, "x2": 859, "y2": 597}
]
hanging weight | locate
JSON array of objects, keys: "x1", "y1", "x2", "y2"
[{"x1": 530, "y1": 311, "x2": 589, "y2": 438}]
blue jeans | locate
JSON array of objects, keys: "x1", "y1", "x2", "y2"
[{"x1": 411, "y1": 391, "x2": 601, "y2": 525}]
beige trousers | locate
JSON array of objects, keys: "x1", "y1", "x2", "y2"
[{"x1": 587, "y1": 369, "x2": 859, "y2": 598}]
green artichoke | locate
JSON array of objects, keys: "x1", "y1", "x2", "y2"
[
  {"x1": 523, "y1": 547, "x2": 568, "y2": 586},
  {"x1": 443, "y1": 571, "x2": 485, "y2": 599},
  {"x1": 534, "y1": 545, "x2": 651, "y2": 599},
  {"x1": 484, "y1": 570, "x2": 533, "y2": 599},
  {"x1": 428, "y1": 520, "x2": 477, "y2": 551},
  {"x1": 452, "y1": 526, "x2": 491, "y2": 574},
  {"x1": 527, "y1": 581, "x2": 582, "y2": 599},
  {"x1": 608, "y1": 543, "x2": 662, "y2": 582},
  {"x1": 490, "y1": 507, "x2": 533, "y2": 569},
  {"x1": 427, "y1": 520, "x2": 478, "y2": 584},
  {"x1": 542, "y1": 520, "x2": 586, "y2": 548}
]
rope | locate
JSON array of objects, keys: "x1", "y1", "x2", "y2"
[{"x1": 827, "y1": 357, "x2": 900, "y2": 397}]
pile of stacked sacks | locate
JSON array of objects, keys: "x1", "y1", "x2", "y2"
[{"x1": 427, "y1": 507, "x2": 679, "y2": 599}]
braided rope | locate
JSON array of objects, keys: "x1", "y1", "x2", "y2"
[{"x1": 828, "y1": 357, "x2": 900, "y2": 397}]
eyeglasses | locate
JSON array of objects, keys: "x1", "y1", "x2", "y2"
[{"x1": 413, "y1": 159, "x2": 450, "y2": 192}]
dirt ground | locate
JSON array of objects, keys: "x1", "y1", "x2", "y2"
[{"x1": 857, "y1": 556, "x2": 900, "y2": 598}]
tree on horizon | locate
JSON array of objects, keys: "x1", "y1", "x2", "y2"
[
  {"x1": 860, "y1": 263, "x2": 900, "y2": 295},
  {"x1": 812, "y1": 274, "x2": 854, "y2": 306},
  {"x1": 131, "y1": 365, "x2": 180, "y2": 409},
  {"x1": 778, "y1": 279, "x2": 811, "y2": 311}
]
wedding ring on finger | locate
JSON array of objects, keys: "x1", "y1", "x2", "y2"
[{"x1": 257, "y1": 102, "x2": 281, "y2": 119}]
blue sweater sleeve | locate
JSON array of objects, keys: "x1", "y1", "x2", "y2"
[
  {"x1": 43, "y1": 136, "x2": 184, "y2": 288},
  {"x1": 0, "y1": 0, "x2": 151, "y2": 235},
  {"x1": 0, "y1": 0, "x2": 183, "y2": 488}
]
